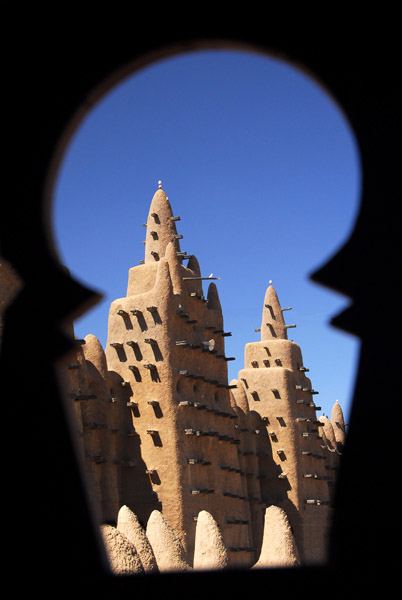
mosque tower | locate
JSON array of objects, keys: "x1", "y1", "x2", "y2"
[
  {"x1": 105, "y1": 183, "x2": 253, "y2": 566},
  {"x1": 235, "y1": 283, "x2": 331, "y2": 564}
]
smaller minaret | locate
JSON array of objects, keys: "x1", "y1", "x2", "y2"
[
  {"x1": 235, "y1": 281, "x2": 331, "y2": 564},
  {"x1": 260, "y1": 282, "x2": 294, "y2": 340}
]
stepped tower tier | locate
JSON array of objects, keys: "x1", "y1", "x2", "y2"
[
  {"x1": 235, "y1": 282, "x2": 331, "y2": 565},
  {"x1": 105, "y1": 184, "x2": 253, "y2": 566}
]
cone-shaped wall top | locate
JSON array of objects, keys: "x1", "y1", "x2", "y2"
[
  {"x1": 318, "y1": 415, "x2": 337, "y2": 450},
  {"x1": 83, "y1": 333, "x2": 108, "y2": 378},
  {"x1": 186, "y1": 254, "x2": 201, "y2": 278},
  {"x1": 144, "y1": 182, "x2": 181, "y2": 263},
  {"x1": 207, "y1": 282, "x2": 222, "y2": 311},
  {"x1": 253, "y1": 505, "x2": 300, "y2": 568},
  {"x1": 331, "y1": 399, "x2": 346, "y2": 446},
  {"x1": 230, "y1": 378, "x2": 250, "y2": 414},
  {"x1": 193, "y1": 510, "x2": 229, "y2": 570},
  {"x1": 260, "y1": 283, "x2": 291, "y2": 340}
]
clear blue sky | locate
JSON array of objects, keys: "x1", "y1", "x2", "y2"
[{"x1": 52, "y1": 48, "x2": 361, "y2": 423}]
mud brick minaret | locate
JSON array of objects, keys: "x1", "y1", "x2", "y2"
[
  {"x1": 235, "y1": 283, "x2": 332, "y2": 564},
  {"x1": 105, "y1": 183, "x2": 253, "y2": 565}
]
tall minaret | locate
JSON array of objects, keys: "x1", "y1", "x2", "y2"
[
  {"x1": 105, "y1": 183, "x2": 252, "y2": 566},
  {"x1": 234, "y1": 282, "x2": 331, "y2": 564},
  {"x1": 143, "y1": 181, "x2": 181, "y2": 264}
]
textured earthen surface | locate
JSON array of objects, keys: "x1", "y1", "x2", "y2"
[
  {"x1": 117, "y1": 505, "x2": 158, "y2": 573},
  {"x1": 101, "y1": 524, "x2": 144, "y2": 575},
  {"x1": 253, "y1": 505, "x2": 300, "y2": 568},
  {"x1": 146, "y1": 510, "x2": 192, "y2": 572},
  {"x1": 193, "y1": 510, "x2": 229, "y2": 570},
  {"x1": 331, "y1": 400, "x2": 346, "y2": 447}
]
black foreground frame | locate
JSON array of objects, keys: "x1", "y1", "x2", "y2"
[{"x1": 2, "y1": 14, "x2": 400, "y2": 595}]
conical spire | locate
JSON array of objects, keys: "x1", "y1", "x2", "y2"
[
  {"x1": 144, "y1": 182, "x2": 182, "y2": 263},
  {"x1": 318, "y1": 415, "x2": 337, "y2": 451},
  {"x1": 193, "y1": 510, "x2": 229, "y2": 570},
  {"x1": 186, "y1": 254, "x2": 201, "y2": 278},
  {"x1": 116, "y1": 505, "x2": 158, "y2": 573},
  {"x1": 83, "y1": 333, "x2": 108, "y2": 379},
  {"x1": 253, "y1": 505, "x2": 300, "y2": 568},
  {"x1": 331, "y1": 400, "x2": 346, "y2": 447},
  {"x1": 260, "y1": 283, "x2": 293, "y2": 340},
  {"x1": 230, "y1": 378, "x2": 250, "y2": 414},
  {"x1": 146, "y1": 510, "x2": 191, "y2": 572},
  {"x1": 206, "y1": 282, "x2": 222, "y2": 311}
]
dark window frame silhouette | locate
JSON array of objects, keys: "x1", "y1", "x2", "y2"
[{"x1": 1, "y1": 26, "x2": 400, "y2": 591}]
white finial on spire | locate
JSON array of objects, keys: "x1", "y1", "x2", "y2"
[
  {"x1": 269, "y1": 280, "x2": 272, "y2": 284},
  {"x1": 158, "y1": 180, "x2": 162, "y2": 189}
]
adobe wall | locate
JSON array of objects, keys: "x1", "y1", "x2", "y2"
[
  {"x1": 229, "y1": 382, "x2": 266, "y2": 555},
  {"x1": 105, "y1": 256, "x2": 184, "y2": 533}
]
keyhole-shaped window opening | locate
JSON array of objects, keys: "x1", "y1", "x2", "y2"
[{"x1": 52, "y1": 46, "x2": 361, "y2": 570}]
